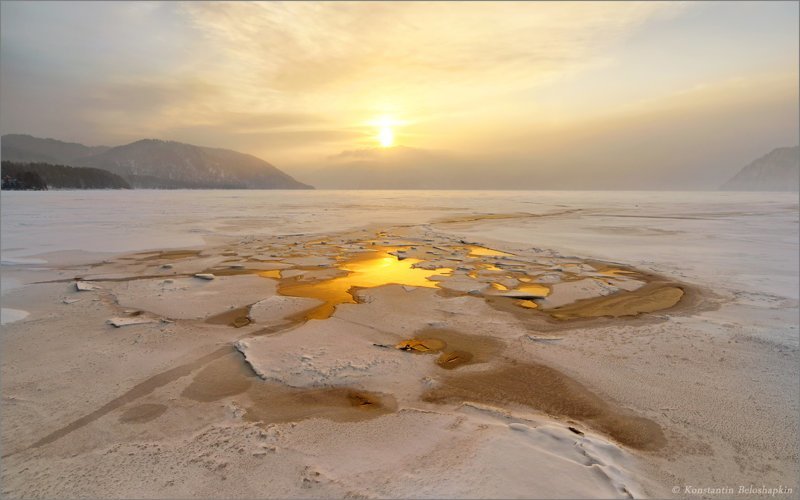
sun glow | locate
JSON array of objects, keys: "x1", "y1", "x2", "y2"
[
  {"x1": 378, "y1": 126, "x2": 394, "y2": 147},
  {"x1": 373, "y1": 115, "x2": 398, "y2": 148}
]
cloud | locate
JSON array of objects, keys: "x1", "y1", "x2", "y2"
[
  {"x1": 0, "y1": 2, "x2": 688, "y2": 150},
  {"x1": 74, "y1": 77, "x2": 338, "y2": 147},
  {"x1": 168, "y1": 1, "x2": 685, "y2": 162},
  {"x1": 181, "y1": 2, "x2": 680, "y2": 100}
]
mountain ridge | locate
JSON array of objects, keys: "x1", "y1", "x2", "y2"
[
  {"x1": 721, "y1": 146, "x2": 799, "y2": 191},
  {"x1": 1, "y1": 133, "x2": 110, "y2": 164},
  {"x1": 1, "y1": 134, "x2": 312, "y2": 189}
]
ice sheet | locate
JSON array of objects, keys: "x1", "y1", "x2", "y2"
[{"x1": 1, "y1": 189, "x2": 796, "y2": 498}]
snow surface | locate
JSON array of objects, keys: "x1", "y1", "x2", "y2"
[
  {"x1": 1, "y1": 190, "x2": 794, "y2": 257},
  {"x1": 0, "y1": 189, "x2": 796, "y2": 497},
  {"x1": 3, "y1": 189, "x2": 795, "y2": 302},
  {"x1": 3, "y1": 189, "x2": 795, "y2": 294}
]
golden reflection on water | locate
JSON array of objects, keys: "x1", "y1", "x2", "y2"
[
  {"x1": 279, "y1": 249, "x2": 452, "y2": 320},
  {"x1": 517, "y1": 283, "x2": 550, "y2": 297},
  {"x1": 468, "y1": 245, "x2": 514, "y2": 257},
  {"x1": 258, "y1": 270, "x2": 282, "y2": 279}
]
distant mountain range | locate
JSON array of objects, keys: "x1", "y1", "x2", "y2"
[
  {"x1": 1, "y1": 134, "x2": 312, "y2": 189},
  {"x1": 4, "y1": 134, "x2": 796, "y2": 191},
  {"x1": 721, "y1": 146, "x2": 799, "y2": 191}
]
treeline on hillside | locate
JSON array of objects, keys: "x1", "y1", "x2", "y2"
[
  {"x1": 1, "y1": 169, "x2": 47, "y2": 190},
  {"x1": 1, "y1": 161, "x2": 131, "y2": 189}
]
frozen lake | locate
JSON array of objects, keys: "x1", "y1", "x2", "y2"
[
  {"x1": 1, "y1": 189, "x2": 797, "y2": 496},
  {"x1": 2, "y1": 189, "x2": 797, "y2": 293},
  {"x1": 2, "y1": 190, "x2": 797, "y2": 335}
]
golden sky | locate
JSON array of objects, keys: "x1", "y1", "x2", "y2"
[{"x1": 1, "y1": 1, "x2": 798, "y2": 188}]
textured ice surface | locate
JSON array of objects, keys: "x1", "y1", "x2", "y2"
[
  {"x1": 2, "y1": 189, "x2": 797, "y2": 344},
  {"x1": 1, "y1": 190, "x2": 796, "y2": 498}
]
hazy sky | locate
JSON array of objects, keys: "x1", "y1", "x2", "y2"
[{"x1": 1, "y1": 1, "x2": 798, "y2": 188}]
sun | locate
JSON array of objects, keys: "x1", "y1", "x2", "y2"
[
  {"x1": 373, "y1": 115, "x2": 397, "y2": 148},
  {"x1": 378, "y1": 125, "x2": 394, "y2": 147}
]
